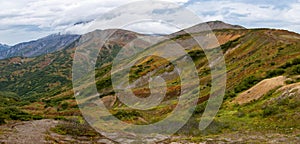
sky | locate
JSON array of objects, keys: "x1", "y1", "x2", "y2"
[{"x1": 0, "y1": 0, "x2": 299, "y2": 45}]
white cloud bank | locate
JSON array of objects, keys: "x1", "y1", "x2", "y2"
[{"x1": 0, "y1": 0, "x2": 299, "y2": 45}]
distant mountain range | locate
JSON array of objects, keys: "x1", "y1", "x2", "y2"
[
  {"x1": 0, "y1": 44, "x2": 10, "y2": 51},
  {"x1": 0, "y1": 21, "x2": 244, "y2": 60},
  {"x1": 0, "y1": 34, "x2": 80, "y2": 60}
]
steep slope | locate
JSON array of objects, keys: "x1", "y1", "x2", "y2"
[
  {"x1": 0, "y1": 34, "x2": 80, "y2": 60},
  {"x1": 0, "y1": 29, "x2": 143, "y2": 100}
]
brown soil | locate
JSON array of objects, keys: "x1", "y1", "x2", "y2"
[{"x1": 233, "y1": 76, "x2": 286, "y2": 105}]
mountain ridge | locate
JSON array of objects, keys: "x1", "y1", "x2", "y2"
[
  {"x1": 2, "y1": 20, "x2": 299, "y2": 61},
  {"x1": 0, "y1": 43, "x2": 10, "y2": 51},
  {"x1": 0, "y1": 34, "x2": 80, "y2": 60}
]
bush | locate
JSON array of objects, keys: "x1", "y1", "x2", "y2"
[
  {"x1": 0, "y1": 107, "x2": 32, "y2": 121},
  {"x1": 265, "y1": 69, "x2": 285, "y2": 78},
  {"x1": 194, "y1": 102, "x2": 207, "y2": 114},
  {"x1": 291, "y1": 65, "x2": 300, "y2": 75},
  {"x1": 61, "y1": 102, "x2": 69, "y2": 110},
  {"x1": 285, "y1": 80, "x2": 295, "y2": 84},
  {"x1": 0, "y1": 117, "x2": 5, "y2": 124},
  {"x1": 234, "y1": 75, "x2": 261, "y2": 93},
  {"x1": 54, "y1": 116, "x2": 67, "y2": 120},
  {"x1": 280, "y1": 58, "x2": 300, "y2": 69},
  {"x1": 224, "y1": 91, "x2": 236, "y2": 100},
  {"x1": 270, "y1": 62, "x2": 276, "y2": 66},
  {"x1": 96, "y1": 76, "x2": 112, "y2": 90},
  {"x1": 288, "y1": 101, "x2": 299, "y2": 109},
  {"x1": 262, "y1": 105, "x2": 278, "y2": 117},
  {"x1": 188, "y1": 50, "x2": 205, "y2": 61},
  {"x1": 292, "y1": 58, "x2": 300, "y2": 65},
  {"x1": 32, "y1": 115, "x2": 43, "y2": 120},
  {"x1": 221, "y1": 38, "x2": 240, "y2": 52},
  {"x1": 113, "y1": 110, "x2": 141, "y2": 121}
]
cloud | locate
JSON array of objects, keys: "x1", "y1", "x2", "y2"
[
  {"x1": 186, "y1": 0, "x2": 300, "y2": 32},
  {"x1": 63, "y1": 0, "x2": 201, "y2": 35},
  {"x1": 0, "y1": 0, "x2": 188, "y2": 45},
  {"x1": 0, "y1": 0, "x2": 299, "y2": 45}
]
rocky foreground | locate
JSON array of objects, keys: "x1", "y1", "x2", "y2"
[{"x1": 0, "y1": 119, "x2": 299, "y2": 143}]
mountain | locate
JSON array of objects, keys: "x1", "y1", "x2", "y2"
[
  {"x1": 173, "y1": 20, "x2": 245, "y2": 36},
  {"x1": 203, "y1": 20, "x2": 245, "y2": 29},
  {"x1": 0, "y1": 34, "x2": 80, "y2": 60},
  {"x1": 0, "y1": 43, "x2": 10, "y2": 51},
  {"x1": 0, "y1": 21, "x2": 300, "y2": 143}
]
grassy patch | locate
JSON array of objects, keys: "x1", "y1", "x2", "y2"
[{"x1": 51, "y1": 118, "x2": 100, "y2": 137}]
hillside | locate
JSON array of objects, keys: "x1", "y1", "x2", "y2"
[{"x1": 0, "y1": 21, "x2": 300, "y2": 143}]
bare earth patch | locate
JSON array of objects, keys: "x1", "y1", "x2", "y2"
[
  {"x1": 0, "y1": 119, "x2": 116, "y2": 144},
  {"x1": 233, "y1": 76, "x2": 286, "y2": 105},
  {"x1": 0, "y1": 119, "x2": 59, "y2": 144}
]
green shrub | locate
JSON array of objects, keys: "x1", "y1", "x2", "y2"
[
  {"x1": 265, "y1": 69, "x2": 285, "y2": 78},
  {"x1": 262, "y1": 105, "x2": 278, "y2": 117},
  {"x1": 96, "y1": 76, "x2": 112, "y2": 90},
  {"x1": 32, "y1": 115, "x2": 43, "y2": 120},
  {"x1": 0, "y1": 107, "x2": 32, "y2": 121},
  {"x1": 54, "y1": 116, "x2": 67, "y2": 120},
  {"x1": 194, "y1": 102, "x2": 207, "y2": 114},
  {"x1": 288, "y1": 101, "x2": 299, "y2": 109},
  {"x1": 234, "y1": 75, "x2": 261, "y2": 93},
  {"x1": 221, "y1": 38, "x2": 240, "y2": 52},
  {"x1": 224, "y1": 91, "x2": 236, "y2": 100},
  {"x1": 291, "y1": 65, "x2": 300, "y2": 75},
  {"x1": 292, "y1": 58, "x2": 300, "y2": 65},
  {"x1": 285, "y1": 79, "x2": 295, "y2": 84},
  {"x1": 280, "y1": 58, "x2": 300, "y2": 69},
  {"x1": 188, "y1": 50, "x2": 205, "y2": 61},
  {"x1": 61, "y1": 102, "x2": 69, "y2": 110},
  {"x1": 270, "y1": 62, "x2": 276, "y2": 66},
  {"x1": 248, "y1": 112, "x2": 258, "y2": 118},
  {"x1": 113, "y1": 110, "x2": 141, "y2": 121},
  {"x1": 0, "y1": 117, "x2": 6, "y2": 124}
]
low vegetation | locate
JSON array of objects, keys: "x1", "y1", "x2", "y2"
[{"x1": 51, "y1": 118, "x2": 100, "y2": 137}]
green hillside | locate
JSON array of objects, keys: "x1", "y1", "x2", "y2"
[{"x1": 0, "y1": 26, "x2": 300, "y2": 142}]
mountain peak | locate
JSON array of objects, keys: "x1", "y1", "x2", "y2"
[
  {"x1": 204, "y1": 20, "x2": 245, "y2": 30},
  {"x1": 0, "y1": 43, "x2": 10, "y2": 51},
  {"x1": 172, "y1": 20, "x2": 245, "y2": 36}
]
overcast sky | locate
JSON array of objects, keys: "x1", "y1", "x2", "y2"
[{"x1": 0, "y1": 0, "x2": 299, "y2": 45}]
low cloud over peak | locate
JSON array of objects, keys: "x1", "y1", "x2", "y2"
[{"x1": 0, "y1": 0, "x2": 299, "y2": 45}]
